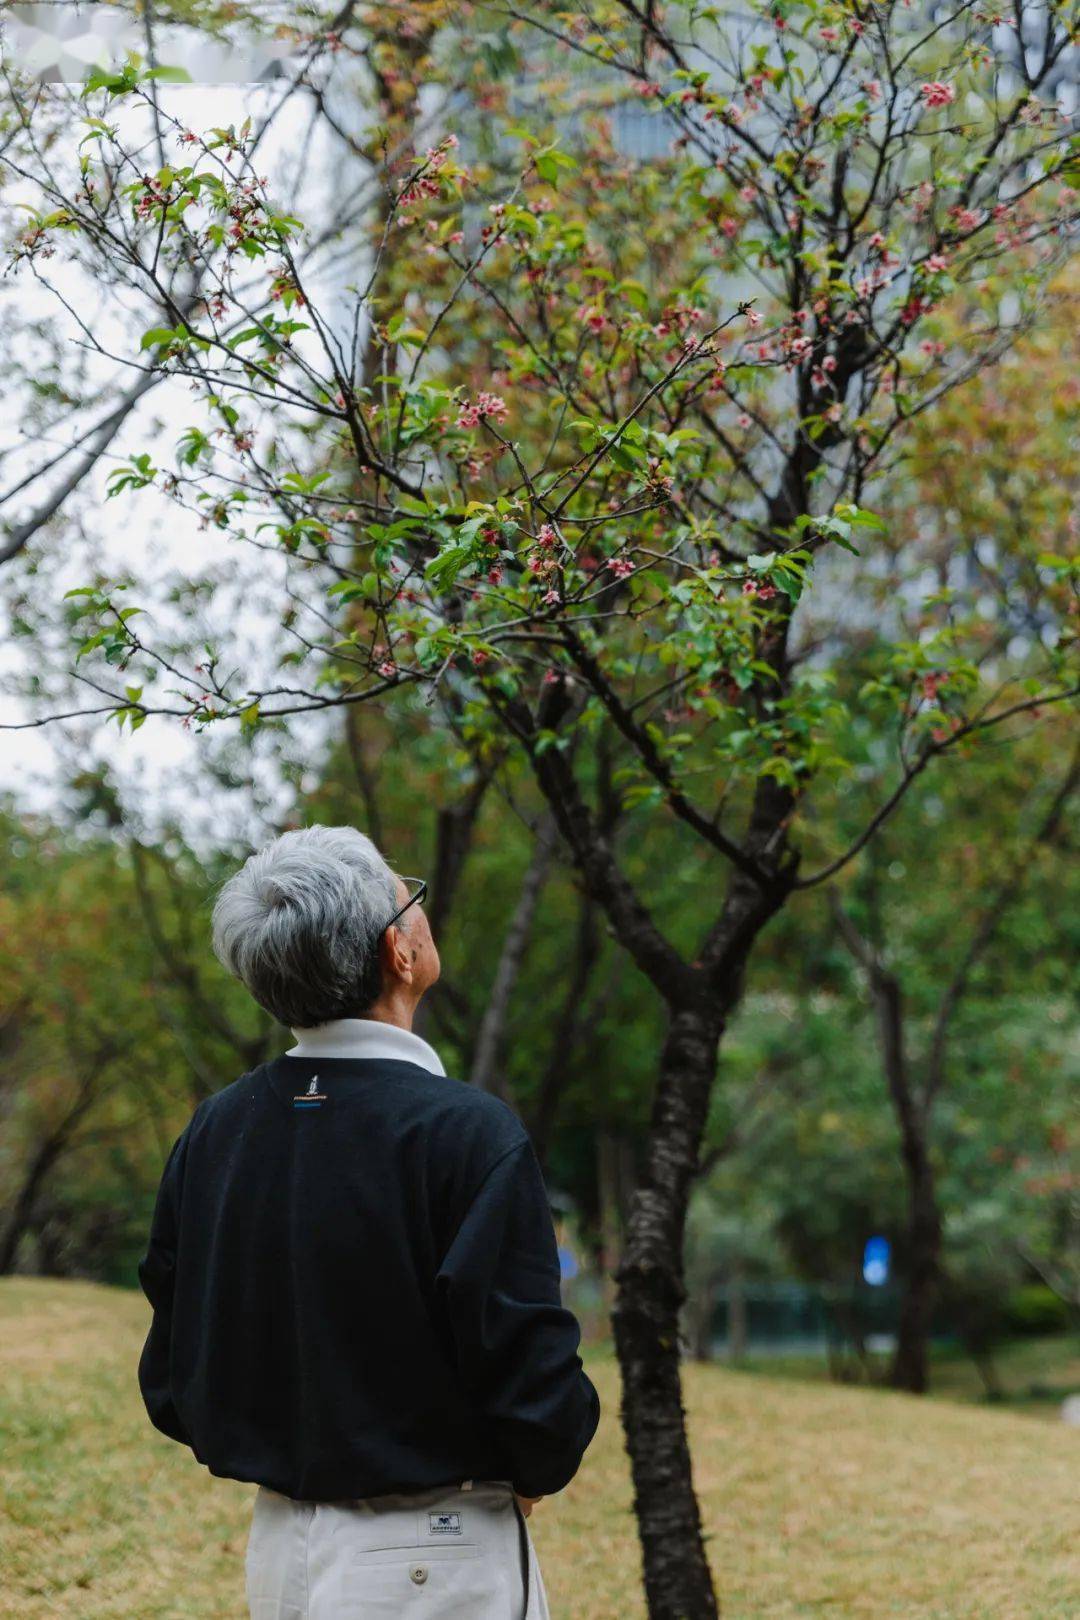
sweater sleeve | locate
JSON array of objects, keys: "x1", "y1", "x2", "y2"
[
  {"x1": 136, "y1": 1129, "x2": 191, "y2": 1447},
  {"x1": 435, "y1": 1135, "x2": 601, "y2": 1498}
]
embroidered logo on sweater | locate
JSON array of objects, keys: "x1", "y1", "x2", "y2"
[
  {"x1": 292, "y1": 1075, "x2": 327, "y2": 1109},
  {"x1": 428, "y1": 1512, "x2": 462, "y2": 1536}
]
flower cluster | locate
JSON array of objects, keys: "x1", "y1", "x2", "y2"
[
  {"x1": 919, "y1": 82, "x2": 956, "y2": 109},
  {"x1": 456, "y1": 392, "x2": 508, "y2": 429},
  {"x1": 399, "y1": 136, "x2": 458, "y2": 210}
]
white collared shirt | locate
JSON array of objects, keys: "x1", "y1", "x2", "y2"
[{"x1": 286, "y1": 1017, "x2": 446, "y2": 1077}]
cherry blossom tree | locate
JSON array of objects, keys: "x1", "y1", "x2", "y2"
[{"x1": 2, "y1": 1, "x2": 1078, "y2": 1613}]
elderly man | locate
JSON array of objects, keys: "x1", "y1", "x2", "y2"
[{"x1": 137, "y1": 825, "x2": 600, "y2": 1620}]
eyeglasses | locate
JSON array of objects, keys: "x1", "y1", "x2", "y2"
[{"x1": 384, "y1": 875, "x2": 427, "y2": 932}]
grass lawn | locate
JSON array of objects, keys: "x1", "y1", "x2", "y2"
[{"x1": 2, "y1": 1278, "x2": 1078, "y2": 1620}]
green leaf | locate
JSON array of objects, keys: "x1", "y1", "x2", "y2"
[{"x1": 140, "y1": 326, "x2": 178, "y2": 352}]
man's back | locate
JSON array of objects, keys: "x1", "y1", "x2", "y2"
[{"x1": 138, "y1": 1053, "x2": 600, "y2": 1503}]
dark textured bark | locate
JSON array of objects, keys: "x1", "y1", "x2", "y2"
[{"x1": 612, "y1": 1001, "x2": 727, "y2": 1620}]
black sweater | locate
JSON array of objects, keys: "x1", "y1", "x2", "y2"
[{"x1": 136, "y1": 1055, "x2": 600, "y2": 1502}]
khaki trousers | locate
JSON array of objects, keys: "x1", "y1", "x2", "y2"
[{"x1": 245, "y1": 1478, "x2": 552, "y2": 1620}]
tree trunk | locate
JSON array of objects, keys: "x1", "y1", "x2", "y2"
[
  {"x1": 611, "y1": 1002, "x2": 724, "y2": 1620},
  {"x1": 512, "y1": 678, "x2": 794, "y2": 1619},
  {"x1": 891, "y1": 1143, "x2": 942, "y2": 1394},
  {"x1": 874, "y1": 972, "x2": 942, "y2": 1394}
]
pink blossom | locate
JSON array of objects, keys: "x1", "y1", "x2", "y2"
[
  {"x1": 608, "y1": 556, "x2": 635, "y2": 578},
  {"x1": 457, "y1": 392, "x2": 508, "y2": 429},
  {"x1": 863, "y1": 80, "x2": 882, "y2": 100},
  {"x1": 920, "y1": 81, "x2": 956, "y2": 109},
  {"x1": 746, "y1": 309, "x2": 763, "y2": 328}
]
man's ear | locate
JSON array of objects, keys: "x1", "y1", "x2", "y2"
[{"x1": 380, "y1": 924, "x2": 414, "y2": 985}]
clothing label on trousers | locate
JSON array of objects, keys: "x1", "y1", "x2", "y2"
[{"x1": 428, "y1": 1511, "x2": 462, "y2": 1535}]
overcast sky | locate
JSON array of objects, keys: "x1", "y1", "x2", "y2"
[{"x1": 1, "y1": 40, "x2": 361, "y2": 844}]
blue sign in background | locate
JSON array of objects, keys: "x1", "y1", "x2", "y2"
[{"x1": 863, "y1": 1235, "x2": 891, "y2": 1286}]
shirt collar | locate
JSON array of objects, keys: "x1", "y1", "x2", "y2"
[{"x1": 286, "y1": 1017, "x2": 446, "y2": 1076}]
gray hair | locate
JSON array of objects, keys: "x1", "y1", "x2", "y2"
[{"x1": 211, "y1": 825, "x2": 400, "y2": 1028}]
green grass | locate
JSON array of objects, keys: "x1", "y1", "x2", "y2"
[{"x1": 2, "y1": 1278, "x2": 1079, "y2": 1619}]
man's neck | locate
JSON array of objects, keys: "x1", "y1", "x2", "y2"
[{"x1": 361, "y1": 999, "x2": 416, "y2": 1033}]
